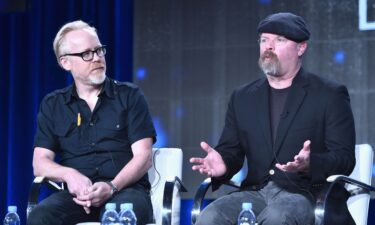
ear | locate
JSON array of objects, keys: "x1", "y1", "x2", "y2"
[
  {"x1": 297, "y1": 42, "x2": 308, "y2": 57},
  {"x1": 59, "y1": 56, "x2": 71, "y2": 71}
]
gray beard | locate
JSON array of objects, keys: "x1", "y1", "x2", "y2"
[
  {"x1": 89, "y1": 73, "x2": 106, "y2": 85},
  {"x1": 258, "y1": 51, "x2": 281, "y2": 77}
]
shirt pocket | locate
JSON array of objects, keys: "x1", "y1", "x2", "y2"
[
  {"x1": 54, "y1": 120, "x2": 80, "y2": 148},
  {"x1": 96, "y1": 116, "x2": 129, "y2": 144}
]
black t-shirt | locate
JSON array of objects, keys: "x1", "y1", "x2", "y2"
[
  {"x1": 34, "y1": 77, "x2": 156, "y2": 189},
  {"x1": 269, "y1": 86, "x2": 290, "y2": 144}
]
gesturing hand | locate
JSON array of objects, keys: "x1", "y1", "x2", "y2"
[
  {"x1": 276, "y1": 140, "x2": 311, "y2": 173},
  {"x1": 190, "y1": 141, "x2": 227, "y2": 177}
]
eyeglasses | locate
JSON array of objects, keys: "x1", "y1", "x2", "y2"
[
  {"x1": 61, "y1": 46, "x2": 106, "y2": 61},
  {"x1": 258, "y1": 37, "x2": 288, "y2": 47}
]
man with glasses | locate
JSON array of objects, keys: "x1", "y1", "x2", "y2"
[{"x1": 28, "y1": 20, "x2": 156, "y2": 225}]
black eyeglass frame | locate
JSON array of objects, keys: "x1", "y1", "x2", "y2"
[{"x1": 60, "y1": 45, "x2": 106, "y2": 61}]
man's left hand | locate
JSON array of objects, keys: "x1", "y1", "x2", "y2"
[
  {"x1": 73, "y1": 181, "x2": 112, "y2": 211},
  {"x1": 275, "y1": 140, "x2": 311, "y2": 173}
]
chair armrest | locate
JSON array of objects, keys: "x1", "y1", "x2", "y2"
[
  {"x1": 27, "y1": 177, "x2": 64, "y2": 218},
  {"x1": 326, "y1": 175, "x2": 375, "y2": 195},
  {"x1": 191, "y1": 178, "x2": 240, "y2": 225},
  {"x1": 161, "y1": 176, "x2": 187, "y2": 225},
  {"x1": 314, "y1": 175, "x2": 375, "y2": 225}
]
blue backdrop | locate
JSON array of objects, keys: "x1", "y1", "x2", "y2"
[{"x1": 0, "y1": 0, "x2": 133, "y2": 222}]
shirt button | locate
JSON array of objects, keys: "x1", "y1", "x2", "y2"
[
  {"x1": 91, "y1": 142, "x2": 95, "y2": 147},
  {"x1": 89, "y1": 122, "x2": 94, "y2": 126},
  {"x1": 269, "y1": 169, "x2": 275, "y2": 175}
]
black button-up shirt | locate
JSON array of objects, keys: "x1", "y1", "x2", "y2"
[{"x1": 34, "y1": 77, "x2": 156, "y2": 189}]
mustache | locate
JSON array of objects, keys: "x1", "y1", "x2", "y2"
[{"x1": 260, "y1": 50, "x2": 278, "y2": 61}]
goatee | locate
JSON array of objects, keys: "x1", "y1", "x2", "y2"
[
  {"x1": 90, "y1": 73, "x2": 106, "y2": 85},
  {"x1": 258, "y1": 50, "x2": 281, "y2": 77}
]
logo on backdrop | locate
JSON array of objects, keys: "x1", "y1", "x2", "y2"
[{"x1": 359, "y1": 0, "x2": 375, "y2": 30}]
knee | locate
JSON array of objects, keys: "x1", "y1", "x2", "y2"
[
  {"x1": 27, "y1": 206, "x2": 44, "y2": 225},
  {"x1": 195, "y1": 205, "x2": 223, "y2": 225},
  {"x1": 27, "y1": 205, "x2": 54, "y2": 225},
  {"x1": 260, "y1": 207, "x2": 287, "y2": 225},
  {"x1": 260, "y1": 206, "x2": 313, "y2": 225}
]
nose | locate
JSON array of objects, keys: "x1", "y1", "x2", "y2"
[
  {"x1": 265, "y1": 40, "x2": 275, "y2": 50},
  {"x1": 92, "y1": 52, "x2": 102, "y2": 62}
]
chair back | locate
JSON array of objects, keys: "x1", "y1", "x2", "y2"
[
  {"x1": 347, "y1": 144, "x2": 373, "y2": 225},
  {"x1": 148, "y1": 148, "x2": 183, "y2": 225}
]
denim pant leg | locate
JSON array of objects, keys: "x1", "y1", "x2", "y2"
[
  {"x1": 195, "y1": 181, "x2": 314, "y2": 225},
  {"x1": 258, "y1": 182, "x2": 315, "y2": 225},
  {"x1": 27, "y1": 190, "x2": 100, "y2": 225},
  {"x1": 195, "y1": 190, "x2": 267, "y2": 225}
]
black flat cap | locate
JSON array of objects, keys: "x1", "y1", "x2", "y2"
[{"x1": 257, "y1": 12, "x2": 310, "y2": 43}]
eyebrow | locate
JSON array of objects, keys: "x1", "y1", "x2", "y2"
[{"x1": 77, "y1": 45, "x2": 103, "y2": 53}]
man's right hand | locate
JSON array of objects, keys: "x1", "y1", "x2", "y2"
[
  {"x1": 63, "y1": 169, "x2": 92, "y2": 197},
  {"x1": 63, "y1": 169, "x2": 93, "y2": 214},
  {"x1": 189, "y1": 141, "x2": 227, "y2": 177}
]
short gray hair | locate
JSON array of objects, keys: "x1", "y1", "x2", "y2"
[{"x1": 53, "y1": 20, "x2": 97, "y2": 67}]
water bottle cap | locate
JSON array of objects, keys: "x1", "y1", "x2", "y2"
[
  {"x1": 105, "y1": 203, "x2": 116, "y2": 210},
  {"x1": 8, "y1": 206, "x2": 17, "y2": 213},
  {"x1": 120, "y1": 203, "x2": 133, "y2": 211},
  {"x1": 242, "y1": 202, "x2": 252, "y2": 210}
]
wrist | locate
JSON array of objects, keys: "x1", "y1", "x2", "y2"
[
  {"x1": 62, "y1": 168, "x2": 78, "y2": 182},
  {"x1": 105, "y1": 181, "x2": 119, "y2": 196}
]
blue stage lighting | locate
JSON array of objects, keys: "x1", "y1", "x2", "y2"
[
  {"x1": 259, "y1": 0, "x2": 272, "y2": 4},
  {"x1": 334, "y1": 50, "x2": 345, "y2": 64},
  {"x1": 152, "y1": 117, "x2": 168, "y2": 147},
  {"x1": 136, "y1": 67, "x2": 147, "y2": 80}
]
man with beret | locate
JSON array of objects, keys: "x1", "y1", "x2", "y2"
[{"x1": 190, "y1": 12, "x2": 355, "y2": 225}]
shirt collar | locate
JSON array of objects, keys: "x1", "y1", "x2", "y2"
[{"x1": 63, "y1": 77, "x2": 115, "y2": 104}]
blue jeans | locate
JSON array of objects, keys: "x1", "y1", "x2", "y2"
[
  {"x1": 27, "y1": 185, "x2": 153, "y2": 225},
  {"x1": 195, "y1": 181, "x2": 314, "y2": 225}
]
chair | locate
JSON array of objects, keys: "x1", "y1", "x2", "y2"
[
  {"x1": 191, "y1": 144, "x2": 375, "y2": 225},
  {"x1": 315, "y1": 144, "x2": 375, "y2": 225},
  {"x1": 149, "y1": 148, "x2": 187, "y2": 225},
  {"x1": 27, "y1": 148, "x2": 187, "y2": 225}
]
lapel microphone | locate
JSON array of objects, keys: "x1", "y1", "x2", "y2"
[{"x1": 280, "y1": 111, "x2": 289, "y2": 118}]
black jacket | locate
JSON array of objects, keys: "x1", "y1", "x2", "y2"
[{"x1": 214, "y1": 68, "x2": 356, "y2": 225}]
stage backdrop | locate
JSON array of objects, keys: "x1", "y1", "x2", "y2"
[
  {"x1": 2, "y1": 0, "x2": 375, "y2": 224},
  {"x1": 0, "y1": 0, "x2": 133, "y2": 222}
]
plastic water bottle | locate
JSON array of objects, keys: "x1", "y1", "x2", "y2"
[
  {"x1": 119, "y1": 203, "x2": 137, "y2": 225},
  {"x1": 237, "y1": 202, "x2": 257, "y2": 225},
  {"x1": 3, "y1": 206, "x2": 20, "y2": 225},
  {"x1": 101, "y1": 203, "x2": 120, "y2": 225}
]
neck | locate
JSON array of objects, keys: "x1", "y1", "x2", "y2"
[
  {"x1": 267, "y1": 74, "x2": 295, "y2": 89},
  {"x1": 75, "y1": 83, "x2": 103, "y2": 100}
]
